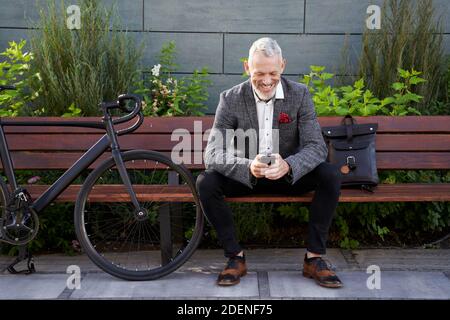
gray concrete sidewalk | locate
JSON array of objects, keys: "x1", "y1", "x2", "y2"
[{"x1": 1, "y1": 248, "x2": 450, "y2": 300}]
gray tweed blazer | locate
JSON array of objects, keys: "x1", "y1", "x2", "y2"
[{"x1": 204, "y1": 76, "x2": 327, "y2": 188}]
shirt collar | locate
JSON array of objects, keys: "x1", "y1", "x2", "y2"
[{"x1": 252, "y1": 81, "x2": 284, "y2": 103}]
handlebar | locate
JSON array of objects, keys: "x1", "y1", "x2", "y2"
[{"x1": 100, "y1": 94, "x2": 144, "y2": 136}]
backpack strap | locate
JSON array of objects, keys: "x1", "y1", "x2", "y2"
[{"x1": 342, "y1": 115, "x2": 356, "y2": 142}]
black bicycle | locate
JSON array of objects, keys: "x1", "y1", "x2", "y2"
[{"x1": 0, "y1": 85, "x2": 204, "y2": 280}]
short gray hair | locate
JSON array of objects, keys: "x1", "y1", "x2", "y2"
[{"x1": 248, "y1": 37, "x2": 283, "y2": 63}]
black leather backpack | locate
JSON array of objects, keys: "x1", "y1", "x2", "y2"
[{"x1": 321, "y1": 115, "x2": 379, "y2": 192}]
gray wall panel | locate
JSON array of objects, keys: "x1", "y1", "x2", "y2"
[
  {"x1": 138, "y1": 32, "x2": 223, "y2": 73},
  {"x1": 435, "y1": 0, "x2": 450, "y2": 33},
  {"x1": 0, "y1": 0, "x2": 41, "y2": 28},
  {"x1": 144, "y1": 0, "x2": 304, "y2": 33},
  {"x1": 307, "y1": 0, "x2": 449, "y2": 34},
  {"x1": 306, "y1": 0, "x2": 384, "y2": 34},
  {"x1": 444, "y1": 34, "x2": 450, "y2": 55},
  {"x1": 103, "y1": 0, "x2": 144, "y2": 31},
  {"x1": 224, "y1": 34, "x2": 362, "y2": 75}
]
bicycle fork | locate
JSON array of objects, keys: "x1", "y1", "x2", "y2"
[{"x1": 104, "y1": 116, "x2": 141, "y2": 213}]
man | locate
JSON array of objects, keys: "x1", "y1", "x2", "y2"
[{"x1": 196, "y1": 37, "x2": 343, "y2": 288}]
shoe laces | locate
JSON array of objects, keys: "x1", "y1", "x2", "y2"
[
  {"x1": 313, "y1": 257, "x2": 336, "y2": 272},
  {"x1": 226, "y1": 255, "x2": 245, "y2": 269}
]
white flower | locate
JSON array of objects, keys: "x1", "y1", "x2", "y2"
[
  {"x1": 151, "y1": 64, "x2": 161, "y2": 77},
  {"x1": 167, "y1": 77, "x2": 173, "y2": 84}
]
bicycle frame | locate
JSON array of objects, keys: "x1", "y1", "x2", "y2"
[{"x1": 0, "y1": 117, "x2": 139, "y2": 213}]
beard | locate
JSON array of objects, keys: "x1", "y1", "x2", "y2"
[{"x1": 254, "y1": 81, "x2": 277, "y2": 101}]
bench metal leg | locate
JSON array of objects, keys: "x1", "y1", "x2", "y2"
[
  {"x1": 159, "y1": 203, "x2": 172, "y2": 266},
  {"x1": 158, "y1": 171, "x2": 182, "y2": 266},
  {"x1": 168, "y1": 171, "x2": 183, "y2": 243}
]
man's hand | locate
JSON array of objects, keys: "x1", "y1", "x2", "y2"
[
  {"x1": 264, "y1": 153, "x2": 290, "y2": 180},
  {"x1": 250, "y1": 154, "x2": 270, "y2": 178}
]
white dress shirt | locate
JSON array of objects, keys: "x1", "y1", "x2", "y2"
[{"x1": 253, "y1": 81, "x2": 284, "y2": 155}]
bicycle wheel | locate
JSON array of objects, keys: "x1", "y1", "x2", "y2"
[{"x1": 74, "y1": 150, "x2": 204, "y2": 280}]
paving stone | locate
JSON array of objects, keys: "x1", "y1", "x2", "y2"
[
  {"x1": 352, "y1": 249, "x2": 450, "y2": 271},
  {"x1": 0, "y1": 274, "x2": 68, "y2": 299},
  {"x1": 70, "y1": 272, "x2": 259, "y2": 299},
  {"x1": 268, "y1": 271, "x2": 450, "y2": 299}
]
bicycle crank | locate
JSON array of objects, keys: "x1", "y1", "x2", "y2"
[{"x1": 1, "y1": 190, "x2": 39, "y2": 245}]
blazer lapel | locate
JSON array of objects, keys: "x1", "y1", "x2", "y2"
[
  {"x1": 272, "y1": 77, "x2": 288, "y2": 130},
  {"x1": 243, "y1": 80, "x2": 259, "y2": 131}
]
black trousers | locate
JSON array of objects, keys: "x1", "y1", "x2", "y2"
[{"x1": 196, "y1": 162, "x2": 342, "y2": 258}]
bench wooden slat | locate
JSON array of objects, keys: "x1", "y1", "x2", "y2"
[
  {"x1": 4, "y1": 133, "x2": 450, "y2": 152},
  {"x1": 3, "y1": 116, "x2": 450, "y2": 133},
  {"x1": 226, "y1": 183, "x2": 450, "y2": 202},
  {"x1": 25, "y1": 183, "x2": 450, "y2": 203},
  {"x1": 376, "y1": 152, "x2": 450, "y2": 169},
  {"x1": 27, "y1": 185, "x2": 195, "y2": 202},
  {"x1": 4, "y1": 134, "x2": 204, "y2": 151},
  {"x1": 375, "y1": 135, "x2": 450, "y2": 151},
  {"x1": 4, "y1": 151, "x2": 450, "y2": 170}
]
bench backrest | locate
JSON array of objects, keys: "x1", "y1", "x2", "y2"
[{"x1": 1, "y1": 116, "x2": 449, "y2": 171}]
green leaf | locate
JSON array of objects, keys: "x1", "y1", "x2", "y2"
[
  {"x1": 392, "y1": 82, "x2": 406, "y2": 91},
  {"x1": 62, "y1": 103, "x2": 82, "y2": 117},
  {"x1": 354, "y1": 78, "x2": 365, "y2": 90},
  {"x1": 409, "y1": 76, "x2": 426, "y2": 85},
  {"x1": 402, "y1": 92, "x2": 422, "y2": 103},
  {"x1": 312, "y1": 79, "x2": 324, "y2": 87},
  {"x1": 407, "y1": 107, "x2": 421, "y2": 115},
  {"x1": 398, "y1": 68, "x2": 410, "y2": 79},
  {"x1": 310, "y1": 65, "x2": 325, "y2": 73},
  {"x1": 340, "y1": 85, "x2": 353, "y2": 93},
  {"x1": 381, "y1": 97, "x2": 395, "y2": 105},
  {"x1": 320, "y1": 72, "x2": 334, "y2": 80}
]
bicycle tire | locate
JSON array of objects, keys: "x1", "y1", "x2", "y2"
[
  {"x1": 74, "y1": 150, "x2": 204, "y2": 280},
  {"x1": 0, "y1": 178, "x2": 9, "y2": 243}
]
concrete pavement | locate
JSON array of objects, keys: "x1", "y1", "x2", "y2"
[{"x1": 1, "y1": 248, "x2": 449, "y2": 300}]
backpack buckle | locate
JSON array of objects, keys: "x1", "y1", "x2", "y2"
[{"x1": 346, "y1": 156, "x2": 356, "y2": 170}]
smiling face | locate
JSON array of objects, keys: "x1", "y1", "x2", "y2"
[{"x1": 244, "y1": 51, "x2": 286, "y2": 100}]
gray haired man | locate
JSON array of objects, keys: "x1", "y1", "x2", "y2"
[{"x1": 196, "y1": 37, "x2": 343, "y2": 288}]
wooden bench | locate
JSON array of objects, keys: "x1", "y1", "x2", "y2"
[{"x1": 2, "y1": 116, "x2": 450, "y2": 203}]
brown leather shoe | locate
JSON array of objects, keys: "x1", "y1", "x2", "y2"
[
  {"x1": 217, "y1": 255, "x2": 247, "y2": 286},
  {"x1": 303, "y1": 254, "x2": 343, "y2": 288}
]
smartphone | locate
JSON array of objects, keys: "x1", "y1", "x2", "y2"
[{"x1": 260, "y1": 154, "x2": 276, "y2": 166}]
